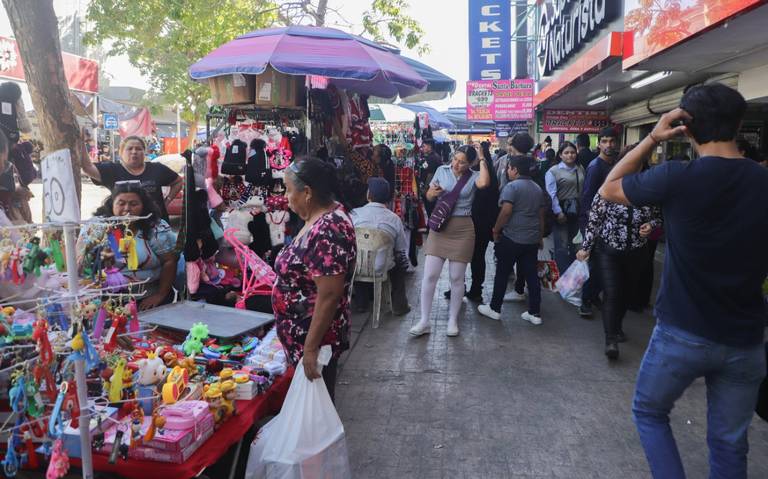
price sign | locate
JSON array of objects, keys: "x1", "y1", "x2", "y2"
[{"x1": 41, "y1": 149, "x2": 80, "y2": 222}]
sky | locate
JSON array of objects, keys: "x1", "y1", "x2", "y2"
[{"x1": 0, "y1": 0, "x2": 470, "y2": 111}]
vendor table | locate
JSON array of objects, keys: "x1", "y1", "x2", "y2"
[{"x1": 71, "y1": 369, "x2": 294, "y2": 479}]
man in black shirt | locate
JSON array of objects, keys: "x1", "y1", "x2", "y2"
[
  {"x1": 575, "y1": 133, "x2": 595, "y2": 170},
  {"x1": 81, "y1": 136, "x2": 182, "y2": 221},
  {"x1": 601, "y1": 84, "x2": 768, "y2": 479}
]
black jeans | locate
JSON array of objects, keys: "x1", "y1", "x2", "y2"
[
  {"x1": 469, "y1": 226, "x2": 492, "y2": 295},
  {"x1": 581, "y1": 248, "x2": 603, "y2": 307},
  {"x1": 352, "y1": 264, "x2": 409, "y2": 313},
  {"x1": 490, "y1": 237, "x2": 540, "y2": 315},
  {"x1": 630, "y1": 240, "x2": 658, "y2": 310},
  {"x1": 595, "y1": 242, "x2": 646, "y2": 341}
]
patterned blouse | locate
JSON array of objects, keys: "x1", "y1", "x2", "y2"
[
  {"x1": 272, "y1": 204, "x2": 357, "y2": 365},
  {"x1": 582, "y1": 194, "x2": 662, "y2": 253}
]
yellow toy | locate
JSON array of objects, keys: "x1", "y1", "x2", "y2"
[
  {"x1": 161, "y1": 366, "x2": 189, "y2": 404},
  {"x1": 203, "y1": 385, "x2": 225, "y2": 426},
  {"x1": 219, "y1": 380, "x2": 237, "y2": 420}
]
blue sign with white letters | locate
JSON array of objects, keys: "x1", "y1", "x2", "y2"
[
  {"x1": 103, "y1": 113, "x2": 119, "y2": 130},
  {"x1": 468, "y1": 0, "x2": 511, "y2": 81}
]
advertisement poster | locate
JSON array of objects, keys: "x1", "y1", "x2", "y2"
[
  {"x1": 467, "y1": 79, "x2": 534, "y2": 121},
  {"x1": 542, "y1": 110, "x2": 611, "y2": 133},
  {"x1": 468, "y1": 0, "x2": 511, "y2": 80},
  {"x1": 623, "y1": 0, "x2": 763, "y2": 68}
]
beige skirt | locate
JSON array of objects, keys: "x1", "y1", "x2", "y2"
[{"x1": 424, "y1": 216, "x2": 475, "y2": 263}]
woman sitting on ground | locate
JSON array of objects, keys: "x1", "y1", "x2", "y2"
[{"x1": 77, "y1": 181, "x2": 178, "y2": 310}]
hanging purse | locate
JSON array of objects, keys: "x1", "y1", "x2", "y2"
[{"x1": 427, "y1": 171, "x2": 471, "y2": 232}]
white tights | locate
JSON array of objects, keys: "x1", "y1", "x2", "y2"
[{"x1": 418, "y1": 255, "x2": 468, "y2": 329}]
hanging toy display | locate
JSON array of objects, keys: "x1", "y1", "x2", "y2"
[{"x1": 118, "y1": 229, "x2": 139, "y2": 271}]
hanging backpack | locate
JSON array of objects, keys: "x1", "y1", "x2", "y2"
[{"x1": 221, "y1": 139, "x2": 247, "y2": 176}]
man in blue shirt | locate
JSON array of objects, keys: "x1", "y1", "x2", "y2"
[
  {"x1": 578, "y1": 127, "x2": 619, "y2": 317},
  {"x1": 600, "y1": 83, "x2": 768, "y2": 479}
]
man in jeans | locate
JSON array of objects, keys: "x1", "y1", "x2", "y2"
[
  {"x1": 601, "y1": 83, "x2": 768, "y2": 478},
  {"x1": 578, "y1": 127, "x2": 619, "y2": 318},
  {"x1": 478, "y1": 156, "x2": 546, "y2": 325}
]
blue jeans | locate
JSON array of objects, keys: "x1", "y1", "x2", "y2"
[{"x1": 633, "y1": 323, "x2": 765, "y2": 479}]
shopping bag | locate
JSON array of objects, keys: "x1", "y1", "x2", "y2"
[
  {"x1": 537, "y1": 260, "x2": 560, "y2": 292},
  {"x1": 245, "y1": 345, "x2": 352, "y2": 479},
  {"x1": 555, "y1": 260, "x2": 590, "y2": 307}
]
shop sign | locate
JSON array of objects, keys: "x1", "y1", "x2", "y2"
[
  {"x1": 542, "y1": 109, "x2": 611, "y2": 133},
  {"x1": 0, "y1": 35, "x2": 99, "y2": 94},
  {"x1": 467, "y1": 79, "x2": 534, "y2": 121},
  {"x1": 537, "y1": 0, "x2": 620, "y2": 78},
  {"x1": 468, "y1": 0, "x2": 512, "y2": 80},
  {"x1": 42, "y1": 149, "x2": 80, "y2": 223},
  {"x1": 103, "y1": 113, "x2": 119, "y2": 130},
  {"x1": 494, "y1": 121, "x2": 529, "y2": 137},
  {"x1": 623, "y1": 0, "x2": 764, "y2": 69}
]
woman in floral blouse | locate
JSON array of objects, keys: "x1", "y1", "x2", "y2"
[
  {"x1": 577, "y1": 144, "x2": 662, "y2": 360},
  {"x1": 273, "y1": 157, "x2": 356, "y2": 400}
]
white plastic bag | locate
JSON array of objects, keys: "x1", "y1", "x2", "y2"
[
  {"x1": 555, "y1": 260, "x2": 590, "y2": 307},
  {"x1": 245, "y1": 345, "x2": 352, "y2": 479}
]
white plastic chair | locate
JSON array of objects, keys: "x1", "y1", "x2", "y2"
[{"x1": 354, "y1": 227, "x2": 394, "y2": 328}]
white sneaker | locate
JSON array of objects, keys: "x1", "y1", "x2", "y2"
[
  {"x1": 521, "y1": 311, "x2": 542, "y2": 325},
  {"x1": 477, "y1": 304, "x2": 501, "y2": 321},
  {"x1": 504, "y1": 291, "x2": 527, "y2": 302},
  {"x1": 409, "y1": 322, "x2": 431, "y2": 336},
  {"x1": 446, "y1": 322, "x2": 459, "y2": 337}
]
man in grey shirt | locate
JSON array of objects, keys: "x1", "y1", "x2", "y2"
[
  {"x1": 495, "y1": 132, "x2": 535, "y2": 190},
  {"x1": 478, "y1": 156, "x2": 546, "y2": 324}
]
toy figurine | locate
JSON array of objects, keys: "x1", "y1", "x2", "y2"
[
  {"x1": 219, "y1": 380, "x2": 237, "y2": 419},
  {"x1": 182, "y1": 323, "x2": 209, "y2": 356},
  {"x1": 129, "y1": 407, "x2": 144, "y2": 447},
  {"x1": 136, "y1": 352, "x2": 167, "y2": 386},
  {"x1": 101, "y1": 248, "x2": 128, "y2": 291},
  {"x1": 45, "y1": 438, "x2": 69, "y2": 479},
  {"x1": 143, "y1": 410, "x2": 166, "y2": 442},
  {"x1": 203, "y1": 385, "x2": 225, "y2": 426}
]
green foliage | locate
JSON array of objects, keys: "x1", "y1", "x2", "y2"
[
  {"x1": 362, "y1": 0, "x2": 428, "y2": 54},
  {"x1": 84, "y1": 0, "x2": 277, "y2": 120}
]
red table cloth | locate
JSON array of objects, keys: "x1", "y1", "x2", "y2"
[{"x1": 71, "y1": 369, "x2": 294, "y2": 479}]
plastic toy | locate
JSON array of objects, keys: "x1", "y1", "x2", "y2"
[
  {"x1": 45, "y1": 439, "x2": 69, "y2": 479},
  {"x1": 161, "y1": 366, "x2": 190, "y2": 404},
  {"x1": 182, "y1": 323, "x2": 209, "y2": 356}
]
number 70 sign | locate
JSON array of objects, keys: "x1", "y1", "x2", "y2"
[{"x1": 41, "y1": 149, "x2": 80, "y2": 223}]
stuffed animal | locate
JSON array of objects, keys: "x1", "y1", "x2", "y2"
[{"x1": 135, "y1": 352, "x2": 167, "y2": 386}]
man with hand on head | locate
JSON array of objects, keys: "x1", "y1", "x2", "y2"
[{"x1": 600, "y1": 83, "x2": 768, "y2": 479}]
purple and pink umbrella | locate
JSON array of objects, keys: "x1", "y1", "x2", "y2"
[{"x1": 189, "y1": 26, "x2": 429, "y2": 99}]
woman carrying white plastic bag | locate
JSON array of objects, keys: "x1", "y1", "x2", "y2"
[
  {"x1": 555, "y1": 259, "x2": 590, "y2": 307},
  {"x1": 246, "y1": 345, "x2": 352, "y2": 479}
]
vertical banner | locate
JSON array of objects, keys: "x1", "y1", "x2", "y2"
[{"x1": 468, "y1": 0, "x2": 511, "y2": 81}]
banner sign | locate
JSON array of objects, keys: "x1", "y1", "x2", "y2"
[
  {"x1": 623, "y1": 0, "x2": 763, "y2": 69},
  {"x1": 468, "y1": 0, "x2": 511, "y2": 80},
  {"x1": 467, "y1": 79, "x2": 534, "y2": 121},
  {"x1": 494, "y1": 121, "x2": 529, "y2": 138},
  {"x1": 42, "y1": 149, "x2": 80, "y2": 223},
  {"x1": 542, "y1": 109, "x2": 611, "y2": 133},
  {"x1": 0, "y1": 36, "x2": 99, "y2": 93},
  {"x1": 103, "y1": 113, "x2": 119, "y2": 130},
  {"x1": 537, "y1": 0, "x2": 620, "y2": 77}
]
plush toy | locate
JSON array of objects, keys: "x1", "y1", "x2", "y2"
[{"x1": 135, "y1": 352, "x2": 167, "y2": 386}]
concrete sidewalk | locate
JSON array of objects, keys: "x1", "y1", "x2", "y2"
[{"x1": 335, "y1": 253, "x2": 768, "y2": 478}]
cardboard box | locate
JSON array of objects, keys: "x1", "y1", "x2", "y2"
[
  {"x1": 209, "y1": 74, "x2": 255, "y2": 105},
  {"x1": 254, "y1": 66, "x2": 305, "y2": 108},
  {"x1": 63, "y1": 405, "x2": 118, "y2": 458},
  {"x1": 100, "y1": 419, "x2": 215, "y2": 463}
]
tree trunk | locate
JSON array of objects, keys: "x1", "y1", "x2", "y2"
[
  {"x1": 315, "y1": 0, "x2": 329, "y2": 26},
  {"x1": 3, "y1": 0, "x2": 84, "y2": 201}
]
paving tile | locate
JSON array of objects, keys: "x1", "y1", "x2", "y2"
[{"x1": 336, "y1": 250, "x2": 768, "y2": 477}]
